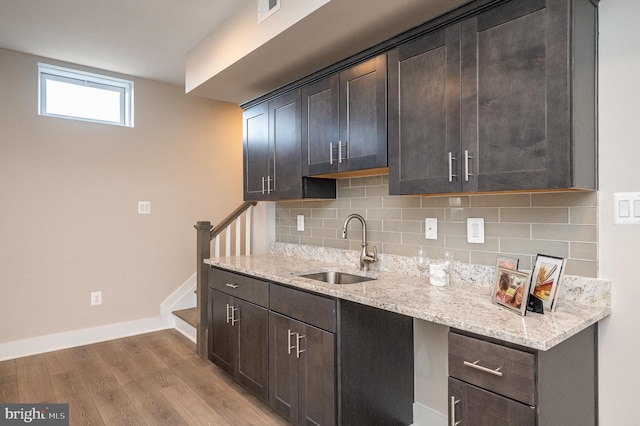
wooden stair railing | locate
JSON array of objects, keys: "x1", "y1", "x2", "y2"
[{"x1": 194, "y1": 201, "x2": 257, "y2": 358}]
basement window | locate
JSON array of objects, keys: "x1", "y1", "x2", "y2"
[{"x1": 38, "y1": 63, "x2": 134, "y2": 127}]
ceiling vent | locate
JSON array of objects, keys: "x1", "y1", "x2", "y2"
[{"x1": 258, "y1": 0, "x2": 280, "y2": 23}]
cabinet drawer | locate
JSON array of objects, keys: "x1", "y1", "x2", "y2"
[
  {"x1": 270, "y1": 284, "x2": 336, "y2": 333},
  {"x1": 448, "y1": 331, "x2": 535, "y2": 406},
  {"x1": 209, "y1": 268, "x2": 269, "y2": 308}
]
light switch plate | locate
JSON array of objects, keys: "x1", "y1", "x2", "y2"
[
  {"x1": 467, "y1": 218, "x2": 485, "y2": 244},
  {"x1": 138, "y1": 201, "x2": 151, "y2": 214},
  {"x1": 614, "y1": 192, "x2": 640, "y2": 224},
  {"x1": 296, "y1": 215, "x2": 305, "y2": 231},
  {"x1": 425, "y1": 218, "x2": 438, "y2": 240}
]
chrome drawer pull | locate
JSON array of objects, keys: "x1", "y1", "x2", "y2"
[
  {"x1": 448, "y1": 152, "x2": 457, "y2": 182},
  {"x1": 463, "y1": 360, "x2": 503, "y2": 377},
  {"x1": 287, "y1": 329, "x2": 296, "y2": 355},
  {"x1": 450, "y1": 396, "x2": 461, "y2": 426},
  {"x1": 296, "y1": 334, "x2": 306, "y2": 359},
  {"x1": 225, "y1": 283, "x2": 239, "y2": 289}
]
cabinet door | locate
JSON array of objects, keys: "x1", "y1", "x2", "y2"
[
  {"x1": 270, "y1": 90, "x2": 303, "y2": 199},
  {"x1": 301, "y1": 75, "x2": 339, "y2": 176},
  {"x1": 388, "y1": 25, "x2": 461, "y2": 195},
  {"x1": 339, "y1": 54, "x2": 387, "y2": 172},
  {"x1": 298, "y1": 324, "x2": 336, "y2": 426},
  {"x1": 461, "y1": 0, "x2": 570, "y2": 192},
  {"x1": 209, "y1": 289, "x2": 235, "y2": 376},
  {"x1": 449, "y1": 377, "x2": 535, "y2": 426},
  {"x1": 236, "y1": 299, "x2": 269, "y2": 402},
  {"x1": 243, "y1": 103, "x2": 270, "y2": 200},
  {"x1": 269, "y1": 312, "x2": 300, "y2": 423},
  {"x1": 209, "y1": 289, "x2": 269, "y2": 402}
]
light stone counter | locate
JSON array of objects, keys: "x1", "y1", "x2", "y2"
[{"x1": 204, "y1": 244, "x2": 611, "y2": 351}]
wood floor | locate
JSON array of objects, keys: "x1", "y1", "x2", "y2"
[{"x1": 0, "y1": 329, "x2": 288, "y2": 426}]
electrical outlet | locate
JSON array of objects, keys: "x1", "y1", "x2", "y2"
[
  {"x1": 467, "y1": 218, "x2": 485, "y2": 244},
  {"x1": 138, "y1": 201, "x2": 151, "y2": 214},
  {"x1": 297, "y1": 215, "x2": 305, "y2": 231},
  {"x1": 425, "y1": 218, "x2": 438, "y2": 240},
  {"x1": 91, "y1": 291, "x2": 102, "y2": 306}
]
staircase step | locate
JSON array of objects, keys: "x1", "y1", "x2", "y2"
[{"x1": 172, "y1": 307, "x2": 198, "y2": 328}]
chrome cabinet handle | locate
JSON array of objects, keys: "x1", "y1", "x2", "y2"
[
  {"x1": 225, "y1": 283, "x2": 239, "y2": 289},
  {"x1": 267, "y1": 176, "x2": 273, "y2": 194},
  {"x1": 296, "y1": 334, "x2": 306, "y2": 359},
  {"x1": 338, "y1": 140, "x2": 343, "y2": 164},
  {"x1": 287, "y1": 329, "x2": 296, "y2": 355},
  {"x1": 450, "y1": 396, "x2": 461, "y2": 426},
  {"x1": 463, "y1": 360, "x2": 503, "y2": 377},
  {"x1": 330, "y1": 143, "x2": 334, "y2": 165},
  {"x1": 464, "y1": 150, "x2": 474, "y2": 182},
  {"x1": 261, "y1": 176, "x2": 265, "y2": 194},
  {"x1": 448, "y1": 152, "x2": 457, "y2": 182},
  {"x1": 225, "y1": 304, "x2": 239, "y2": 325}
]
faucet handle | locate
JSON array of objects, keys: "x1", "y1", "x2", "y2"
[{"x1": 364, "y1": 246, "x2": 378, "y2": 263}]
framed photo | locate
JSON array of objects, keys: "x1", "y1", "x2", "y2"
[
  {"x1": 492, "y1": 267, "x2": 531, "y2": 316},
  {"x1": 496, "y1": 255, "x2": 519, "y2": 271},
  {"x1": 530, "y1": 254, "x2": 566, "y2": 310}
]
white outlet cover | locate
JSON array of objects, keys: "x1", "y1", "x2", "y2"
[
  {"x1": 296, "y1": 214, "x2": 305, "y2": 231},
  {"x1": 467, "y1": 218, "x2": 485, "y2": 244},
  {"x1": 425, "y1": 218, "x2": 438, "y2": 240},
  {"x1": 138, "y1": 201, "x2": 151, "y2": 214},
  {"x1": 614, "y1": 192, "x2": 640, "y2": 224}
]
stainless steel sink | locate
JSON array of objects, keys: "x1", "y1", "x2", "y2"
[{"x1": 298, "y1": 271, "x2": 375, "y2": 284}]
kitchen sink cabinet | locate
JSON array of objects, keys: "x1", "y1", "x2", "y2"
[
  {"x1": 243, "y1": 89, "x2": 335, "y2": 201},
  {"x1": 208, "y1": 270, "x2": 269, "y2": 402},
  {"x1": 269, "y1": 311, "x2": 336, "y2": 426},
  {"x1": 301, "y1": 54, "x2": 387, "y2": 177},
  {"x1": 389, "y1": 0, "x2": 598, "y2": 195},
  {"x1": 448, "y1": 326, "x2": 597, "y2": 426},
  {"x1": 269, "y1": 283, "x2": 337, "y2": 425}
]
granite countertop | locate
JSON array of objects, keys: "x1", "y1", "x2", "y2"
[{"x1": 204, "y1": 248, "x2": 611, "y2": 351}]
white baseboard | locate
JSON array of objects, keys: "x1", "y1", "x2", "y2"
[
  {"x1": 0, "y1": 316, "x2": 170, "y2": 362},
  {"x1": 412, "y1": 402, "x2": 446, "y2": 426}
]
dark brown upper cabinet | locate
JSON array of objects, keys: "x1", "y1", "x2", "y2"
[
  {"x1": 389, "y1": 0, "x2": 597, "y2": 195},
  {"x1": 302, "y1": 54, "x2": 387, "y2": 177},
  {"x1": 243, "y1": 89, "x2": 335, "y2": 201}
]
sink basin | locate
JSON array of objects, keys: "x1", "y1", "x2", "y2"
[{"x1": 298, "y1": 271, "x2": 375, "y2": 284}]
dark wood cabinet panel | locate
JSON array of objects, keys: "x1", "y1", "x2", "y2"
[
  {"x1": 302, "y1": 54, "x2": 387, "y2": 177},
  {"x1": 244, "y1": 90, "x2": 336, "y2": 201},
  {"x1": 448, "y1": 326, "x2": 597, "y2": 426},
  {"x1": 268, "y1": 311, "x2": 336, "y2": 426},
  {"x1": 390, "y1": 0, "x2": 597, "y2": 195},
  {"x1": 268, "y1": 311, "x2": 300, "y2": 421},
  {"x1": 388, "y1": 25, "x2": 461, "y2": 195},
  {"x1": 449, "y1": 377, "x2": 536, "y2": 426},
  {"x1": 208, "y1": 288, "x2": 268, "y2": 402},
  {"x1": 243, "y1": 103, "x2": 269, "y2": 199},
  {"x1": 301, "y1": 75, "x2": 339, "y2": 176}
]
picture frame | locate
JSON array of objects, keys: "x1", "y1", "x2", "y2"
[
  {"x1": 492, "y1": 267, "x2": 531, "y2": 316},
  {"x1": 496, "y1": 255, "x2": 519, "y2": 271},
  {"x1": 529, "y1": 254, "x2": 566, "y2": 310}
]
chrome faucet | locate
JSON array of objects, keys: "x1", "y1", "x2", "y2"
[{"x1": 341, "y1": 213, "x2": 378, "y2": 271}]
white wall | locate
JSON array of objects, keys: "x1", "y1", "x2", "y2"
[{"x1": 597, "y1": 0, "x2": 640, "y2": 424}]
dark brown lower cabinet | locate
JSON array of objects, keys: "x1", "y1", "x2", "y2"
[
  {"x1": 269, "y1": 311, "x2": 336, "y2": 425},
  {"x1": 448, "y1": 326, "x2": 597, "y2": 426},
  {"x1": 209, "y1": 288, "x2": 269, "y2": 402},
  {"x1": 449, "y1": 377, "x2": 535, "y2": 426}
]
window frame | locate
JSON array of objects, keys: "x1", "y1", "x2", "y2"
[{"x1": 38, "y1": 63, "x2": 134, "y2": 127}]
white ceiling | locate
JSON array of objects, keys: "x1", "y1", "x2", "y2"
[
  {"x1": 0, "y1": 0, "x2": 466, "y2": 103},
  {"x1": 0, "y1": 0, "x2": 246, "y2": 86}
]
